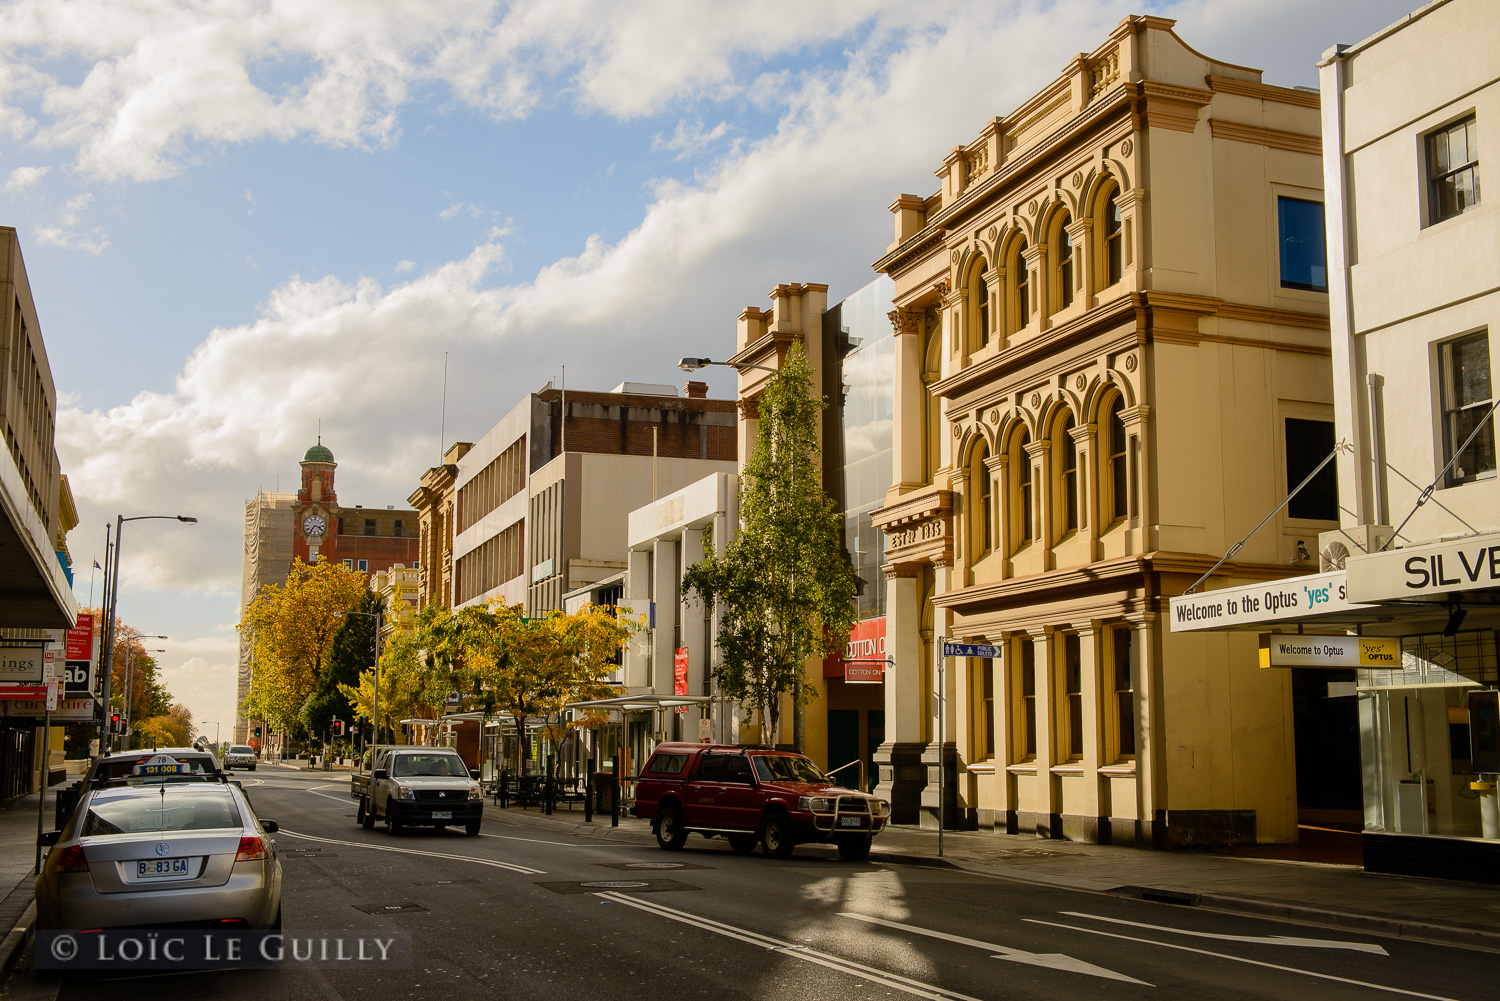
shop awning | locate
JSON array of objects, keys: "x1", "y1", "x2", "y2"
[{"x1": 567, "y1": 693, "x2": 714, "y2": 713}]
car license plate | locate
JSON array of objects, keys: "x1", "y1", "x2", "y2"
[
  {"x1": 431, "y1": 811, "x2": 452, "y2": 820},
  {"x1": 137, "y1": 858, "x2": 192, "y2": 879},
  {"x1": 839, "y1": 816, "x2": 867, "y2": 828}
]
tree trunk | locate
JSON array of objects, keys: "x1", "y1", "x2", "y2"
[{"x1": 792, "y1": 692, "x2": 804, "y2": 754}]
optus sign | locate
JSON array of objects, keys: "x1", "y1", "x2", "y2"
[{"x1": 823, "y1": 617, "x2": 886, "y2": 683}]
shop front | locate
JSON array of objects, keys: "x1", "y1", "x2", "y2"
[
  {"x1": 823, "y1": 616, "x2": 886, "y2": 793},
  {"x1": 1171, "y1": 537, "x2": 1500, "y2": 882}
]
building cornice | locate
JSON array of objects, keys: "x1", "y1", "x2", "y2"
[
  {"x1": 1205, "y1": 74, "x2": 1320, "y2": 109},
  {"x1": 1208, "y1": 119, "x2": 1320, "y2": 156}
]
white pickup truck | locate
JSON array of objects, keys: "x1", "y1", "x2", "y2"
[{"x1": 350, "y1": 746, "x2": 484, "y2": 835}]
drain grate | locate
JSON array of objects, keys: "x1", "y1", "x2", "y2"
[
  {"x1": 596, "y1": 861, "x2": 711, "y2": 872},
  {"x1": 352, "y1": 902, "x2": 430, "y2": 914},
  {"x1": 535, "y1": 879, "x2": 701, "y2": 895}
]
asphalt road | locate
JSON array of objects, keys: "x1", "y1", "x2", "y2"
[{"x1": 5, "y1": 767, "x2": 1499, "y2": 1001}]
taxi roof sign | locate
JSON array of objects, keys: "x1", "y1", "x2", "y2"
[{"x1": 132, "y1": 752, "x2": 189, "y2": 776}]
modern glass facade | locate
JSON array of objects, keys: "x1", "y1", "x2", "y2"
[{"x1": 826, "y1": 276, "x2": 895, "y2": 619}]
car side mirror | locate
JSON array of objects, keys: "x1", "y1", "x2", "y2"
[
  {"x1": 260, "y1": 819, "x2": 279, "y2": 833},
  {"x1": 373, "y1": 769, "x2": 389, "y2": 781},
  {"x1": 37, "y1": 830, "x2": 60, "y2": 847},
  {"x1": 469, "y1": 768, "x2": 481, "y2": 780}
]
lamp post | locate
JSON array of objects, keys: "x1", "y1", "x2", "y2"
[
  {"x1": 200, "y1": 720, "x2": 222, "y2": 749},
  {"x1": 676, "y1": 357, "x2": 779, "y2": 375},
  {"x1": 98, "y1": 514, "x2": 196, "y2": 756},
  {"x1": 336, "y1": 605, "x2": 384, "y2": 753}
]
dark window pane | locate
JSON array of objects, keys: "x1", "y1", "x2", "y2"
[
  {"x1": 1115, "y1": 628, "x2": 1135, "y2": 757},
  {"x1": 1278, "y1": 197, "x2": 1327, "y2": 292},
  {"x1": 1109, "y1": 397, "x2": 1127, "y2": 520},
  {"x1": 1455, "y1": 334, "x2": 1492, "y2": 407},
  {"x1": 1431, "y1": 128, "x2": 1450, "y2": 173},
  {"x1": 1286, "y1": 418, "x2": 1338, "y2": 520}
]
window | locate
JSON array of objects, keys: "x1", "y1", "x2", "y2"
[
  {"x1": 1103, "y1": 189, "x2": 1123, "y2": 286},
  {"x1": 1277, "y1": 197, "x2": 1327, "y2": 292},
  {"x1": 357, "y1": 559, "x2": 368, "y2": 572},
  {"x1": 1441, "y1": 330, "x2": 1495, "y2": 485},
  {"x1": 971, "y1": 442, "x2": 992, "y2": 556},
  {"x1": 1011, "y1": 240, "x2": 1030, "y2": 329},
  {"x1": 980, "y1": 658, "x2": 995, "y2": 759},
  {"x1": 1018, "y1": 638, "x2": 1037, "y2": 759},
  {"x1": 364, "y1": 518, "x2": 376, "y2": 536},
  {"x1": 1285, "y1": 418, "x2": 1338, "y2": 519},
  {"x1": 1107, "y1": 395, "x2": 1128, "y2": 521},
  {"x1": 1428, "y1": 115, "x2": 1480, "y2": 225},
  {"x1": 393, "y1": 519, "x2": 404, "y2": 537},
  {"x1": 1013, "y1": 430, "x2": 1033, "y2": 546},
  {"x1": 342, "y1": 559, "x2": 353, "y2": 569},
  {"x1": 975, "y1": 262, "x2": 992, "y2": 347},
  {"x1": 1063, "y1": 633, "x2": 1083, "y2": 759},
  {"x1": 1112, "y1": 627, "x2": 1135, "y2": 759},
  {"x1": 1054, "y1": 214, "x2": 1074, "y2": 309},
  {"x1": 1058, "y1": 414, "x2": 1078, "y2": 535}
]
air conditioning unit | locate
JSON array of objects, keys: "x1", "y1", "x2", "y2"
[{"x1": 1318, "y1": 525, "x2": 1393, "y2": 572}]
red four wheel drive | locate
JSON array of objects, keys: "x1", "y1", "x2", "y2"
[{"x1": 631, "y1": 743, "x2": 890, "y2": 860}]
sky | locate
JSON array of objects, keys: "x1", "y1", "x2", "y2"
[{"x1": 0, "y1": 0, "x2": 1419, "y2": 738}]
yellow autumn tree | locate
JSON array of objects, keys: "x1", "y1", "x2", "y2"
[{"x1": 239, "y1": 558, "x2": 367, "y2": 731}]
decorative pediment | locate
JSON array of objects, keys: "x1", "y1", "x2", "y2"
[{"x1": 871, "y1": 489, "x2": 955, "y2": 574}]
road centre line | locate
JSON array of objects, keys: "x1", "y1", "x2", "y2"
[
  {"x1": 1059, "y1": 911, "x2": 1390, "y2": 955},
  {"x1": 279, "y1": 830, "x2": 546, "y2": 875},
  {"x1": 838, "y1": 911, "x2": 1149, "y2": 985},
  {"x1": 595, "y1": 891, "x2": 985, "y2": 1001},
  {"x1": 1024, "y1": 919, "x2": 1467, "y2": 1001}
]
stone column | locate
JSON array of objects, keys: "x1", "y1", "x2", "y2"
[
  {"x1": 889, "y1": 308, "x2": 927, "y2": 492},
  {"x1": 1073, "y1": 421, "x2": 1098, "y2": 558},
  {"x1": 1067, "y1": 217, "x2": 1093, "y2": 308},
  {"x1": 680, "y1": 527, "x2": 707, "y2": 740},
  {"x1": 1121, "y1": 404, "x2": 1152, "y2": 548},
  {"x1": 1030, "y1": 626, "x2": 1059, "y2": 837},
  {"x1": 1025, "y1": 436, "x2": 1053, "y2": 569},
  {"x1": 921, "y1": 566, "x2": 958, "y2": 830},
  {"x1": 1075, "y1": 622, "x2": 1102, "y2": 840},
  {"x1": 651, "y1": 540, "x2": 677, "y2": 699},
  {"x1": 1129, "y1": 613, "x2": 1163, "y2": 849},
  {"x1": 1023, "y1": 242, "x2": 1047, "y2": 332},
  {"x1": 987, "y1": 452, "x2": 1011, "y2": 577},
  {"x1": 875, "y1": 567, "x2": 927, "y2": 825}
]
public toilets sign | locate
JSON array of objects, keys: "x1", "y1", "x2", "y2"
[
  {"x1": 1345, "y1": 531, "x2": 1500, "y2": 602},
  {"x1": 1169, "y1": 571, "x2": 1373, "y2": 632}
]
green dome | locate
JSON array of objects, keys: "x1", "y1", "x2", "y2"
[{"x1": 303, "y1": 443, "x2": 335, "y2": 464}]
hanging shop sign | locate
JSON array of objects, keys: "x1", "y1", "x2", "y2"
[
  {"x1": 1345, "y1": 531, "x2": 1500, "y2": 603},
  {"x1": 825, "y1": 616, "x2": 887, "y2": 681},
  {"x1": 1169, "y1": 571, "x2": 1373, "y2": 632},
  {"x1": 64, "y1": 613, "x2": 95, "y2": 661},
  {"x1": 0, "y1": 647, "x2": 43, "y2": 683},
  {"x1": 1258, "y1": 634, "x2": 1400, "y2": 669},
  {"x1": 674, "y1": 648, "x2": 689, "y2": 714}
]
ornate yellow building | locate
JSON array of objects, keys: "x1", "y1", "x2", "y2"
[{"x1": 871, "y1": 16, "x2": 1337, "y2": 846}]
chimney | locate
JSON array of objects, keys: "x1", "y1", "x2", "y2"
[{"x1": 684, "y1": 381, "x2": 709, "y2": 399}]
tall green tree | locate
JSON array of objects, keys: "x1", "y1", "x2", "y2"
[
  {"x1": 683, "y1": 342, "x2": 857, "y2": 751},
  {"x1": 303, "y1": 590, "x2": 383, "y2": 737}
]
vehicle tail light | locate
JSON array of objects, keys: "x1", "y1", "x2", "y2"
[
  {"x1": 47, "y1": 845, "x2": 89, "y2": 874},
  {"x1": 235, "y1": 836, "x2": 269, "y2": 862}
]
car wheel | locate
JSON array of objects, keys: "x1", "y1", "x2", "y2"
[
  {"x1": 388, "y1": 812, "x2": 402, "y2": 834},
  {"x1": 272, "y1": 906, "x2": 282, "y2": 932},
  {"x1": 465, "y1": 820, "x2": 481, "y2": 836},
  {"x1": 359, "y1": 797, "x2": 375, "y2": 829},
  {"x1": 727, "y1": 833, "x2": 758, "y2": 855},
  {"x1": 836, "y1": 835, "x2": 872, "y2": 862},
  {"x1": 249, "y1": 765, "x2": 256, "y2": 771},
  {"x1": 760, "y1": 813, "x2": 795, "y2": 859},
  {"x1": 655, "y1": 806, "x2": 688, "y2": 851}
]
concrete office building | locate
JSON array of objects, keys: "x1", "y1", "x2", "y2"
[
  {"x1": 453, "y1": 383, "x2": 737, "y2": 616},
  {"x1": 869, "y1": 16, "x2": 1337, "y2": 846}
]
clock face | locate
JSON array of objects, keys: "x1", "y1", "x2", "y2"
[{"x1": 302, "y1": 514, "x2": 327, "y2": 538}]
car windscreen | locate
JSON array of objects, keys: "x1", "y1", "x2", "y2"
[
  {"x1": 81, "y1": 787, "x2": 242, "y2": 837},
  {"x1": 92, "y1": 755, "x2": 216, "y2": 781},
  {"x1": 391, "y1": 753, "x2": 469, "y2": 777},
  {"x1": 751, "y1": 755, "x2": 827, "y2": 784},
  {"x1": 229, "y1": 746, "x2": 254, "y2": 755}
]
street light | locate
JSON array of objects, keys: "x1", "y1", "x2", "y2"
[
  {"x1": 98, "y1": 514, "x2": 196, "y2": 755},
  {"x1": 336, "y1": 606, "x2": 385, "y2": 752},
  {"x1": 677, "y1": 357, "x2": 779, "y2": 374},
  {"x1": 200, "y1": 720, "x2": 222, "y2": 747}
]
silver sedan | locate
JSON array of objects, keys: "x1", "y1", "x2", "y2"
[{"x1": 36, "y1": 773, "x2": 282, "y2": 930}]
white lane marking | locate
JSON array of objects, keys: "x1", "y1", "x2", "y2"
[
  {"x1": 1061, "y1": 911, "x2": 1390, "y2": 955},
  {"x1": 839, "y1": 911, "x2": 1150, "y2": 985},
  {"x1": 1025, "y1": 919, "x2": 1466, "y2": 1001},
  {"x1": 479, "y1": 831, "x2": 622, "y2": 848},
  {"x1": 596, "y1": 892, "x2": 984, "y2": 1001},
  {"x1": 301, "y1": 789, "x2": 350, "y2": 804},
  {"x1": 279, "y1": 830, "x2": 545, "y2": 875}
]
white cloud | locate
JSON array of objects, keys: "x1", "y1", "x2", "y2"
[
  {"x1": 394, "y1": 259, "x2": 415, "y2": 273},
  {"x1": 243, "y1": 189, "x2": 254, "y2": 216},
  {"x1": 35, "y1": 224, "x2": 110, "y2": 255},
  {"x1": 439, "y1": 200, "x2": 483, "y2": 220},
  {"x1": 652, "y1": 119, "x2": 730, "y2": 160},
  {"x1": 4, "y1": 164, "x2": 48, "y2": 191}
]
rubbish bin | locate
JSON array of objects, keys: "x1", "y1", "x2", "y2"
[
  {"x1": 54, "y1": 781, "x2": 83, "y2": 830},
  {"x1": 593, "y1": 772, "x2": 615, "y2": 814}
]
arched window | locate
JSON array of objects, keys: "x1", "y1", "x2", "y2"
[
  {"x1": 1011, "y1": 239, "x2": 1030, "y2": 330},
  {"x1": 1103, "y1": 189, "x2": 1123, "y2": 286},
  {"x1": 1054, "y1": 213, "x2": 1074, "y2": 309},
  {"x1": 1107, "y1": 394, "x2": 1128, "y2": 522},
  {"x1": 1012, "y1": 429, "x2": 1033, "y2": 547},
  {"x1": 969, "y1": 257, "x2": 992, "y2": 350},
  {"x1": 970, "y1": 441, "x2": 992, "y2": 556},
  {"x1": 1059, "y1": 413, "x2": 1078, "y2": 534}
]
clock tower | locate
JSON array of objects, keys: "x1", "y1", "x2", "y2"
[{"x1": 294, "y1": 440, "x2": 338, "y2": 565}]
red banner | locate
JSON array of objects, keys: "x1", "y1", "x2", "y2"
[
  {"x1": 674, "y1": 648, "x2": 690, "y2": 715},
  {"x1": 65, "y1": 613, "x2": 95, "y2": 662},
  {"x1": 824, "y1": 616, "x2": 886, "y2": 680}
]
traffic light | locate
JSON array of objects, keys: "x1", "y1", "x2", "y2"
[
  {"x1": 254, "y1": 725, "x2": 262, "y2": 737},
  {"x1": 110, "y1": 713, "x2": 121, "y2": 734},
  {"x1": 332, "y1": 719, "x2": 344, "y2": 737}
]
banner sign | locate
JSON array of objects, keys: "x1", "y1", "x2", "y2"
[
  {"x1": 0, "y1": 696, "x2": 96, "y2": 720},
  {"x1": 673, "y1": 648, "x2": 689, "y2": 714},
  {"x1": 65, "y1": 613, "x2": 95, "y2": 661},
  {"x1": 824, "y1": 616, "x2": 887, "y2": 679},
  {"x1": 1258, "y1": 634, "x2": 1400, "y2": 669},
  {"x1": 0, "y1": 647, "x2": 43, "y2": 683},
  {"x1": 1169, "y1": 571, "x2": 1373, "y2": 632},
  {"x1": 1346, "y1": 531, "x2": 1500, "y2": 602}
]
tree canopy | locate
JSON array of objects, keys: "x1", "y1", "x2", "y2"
[
  {"x1": 683, "y1": 342, "x2": 857, "y2": 750},
  {"x1": 303, "y1": 590, "x2": 383, "y2": 736}
]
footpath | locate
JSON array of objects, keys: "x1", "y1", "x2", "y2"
[
  {"x1": 480, "y1": 799, "x2": 1500, "y2": 954},
  {"x1": 0, "y1": 787, "x2": 49, "y2": 980}
]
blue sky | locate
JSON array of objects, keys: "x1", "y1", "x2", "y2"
[{"x1": 0, "y1": 0, "x2": 1419, "y2": 731}]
